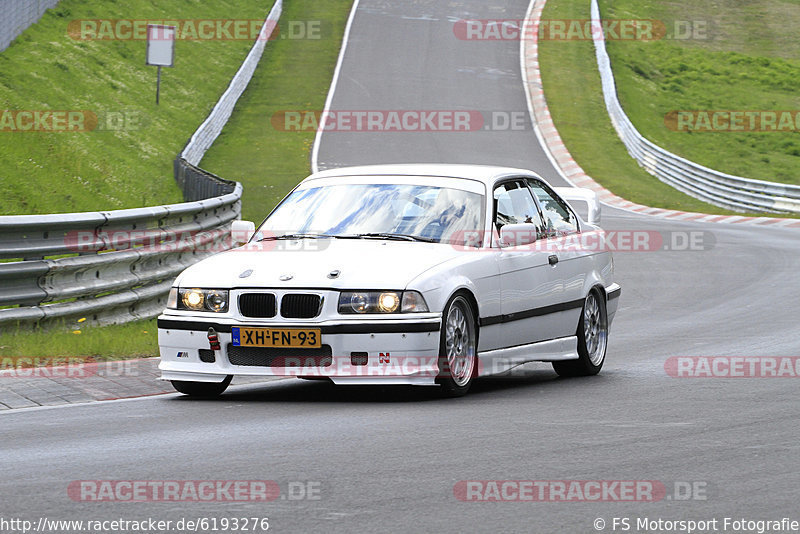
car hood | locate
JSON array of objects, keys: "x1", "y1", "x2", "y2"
[{"x1": 175, "y1": 238, "x2": 464, "y2": 290}]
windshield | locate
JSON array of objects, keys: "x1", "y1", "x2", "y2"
[{"x1": 259, "y1": 183, "x2": 485, "y2": 245}]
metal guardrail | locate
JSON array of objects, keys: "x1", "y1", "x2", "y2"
[
  {"x1": 0, "y1": 0, "x2": 60, "y2": 52},
  {"x1": 175, "y1": 157, "x2": 239, "y2": 202},
  {"x1": 591, "y1": 0, "x2": 800, "y2": 214},
  {"x1": 0, "y1": 182, "x2": 242, "y2": 328},
  {"x1": 0, "y1": 1, "x2": 283, "y2": 330},
  {"x1": 182, "y1": 1, "x2": 283, "y2": 166}
]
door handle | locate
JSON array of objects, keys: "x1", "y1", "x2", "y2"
[{"x1": 548, "y1": 254, "x2": 559, "y2": 266}]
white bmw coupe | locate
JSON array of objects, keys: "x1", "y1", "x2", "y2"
[{"x1": 158, "y1": 164, "x2": 620, "y2": 397}]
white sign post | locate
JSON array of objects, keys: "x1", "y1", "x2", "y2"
[{"x1": 146, "y1": 25, "x2": 175, "y2": 105}]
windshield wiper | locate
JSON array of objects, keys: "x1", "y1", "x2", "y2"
[
  {"x1": 257, "y1": 233, "x2": 340, "y2": 241},
  {"x1": 257, "y1": 232, "x2": 437, "y2": 243},
  {"x1": 355, "y1": 232, "x2": 437, "y2": 243}
]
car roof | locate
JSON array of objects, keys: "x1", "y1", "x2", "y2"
[{"x1": 305, "y1": 164, "x2": 543, "y2": 186}]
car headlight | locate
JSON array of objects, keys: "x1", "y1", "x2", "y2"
[
  {"x1": 168, "y1": 288, "x2": 229, "y2": 313},
  {"x1": 205, "y1": 290, "x2": 228, "y2": 312},
  {"x1": 182, "y1": 289, "x2": 204, "y2": 310},
  {"x1": 378, "y1": 292, "x2": 400, "y2": 313},
  {"x1": 338, "y1": 291, "x2": 429, "y2": 314}
]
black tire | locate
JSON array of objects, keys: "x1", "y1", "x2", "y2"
[
  {"x1": 437, "y1": 294, "x2": 478, "y2": 397},
  {"x1": 171, "y1": 375, "x2": 232, "y2": 397},
  {"x1": 553, "y1": 290, "x2": 608, "y2": 377}
]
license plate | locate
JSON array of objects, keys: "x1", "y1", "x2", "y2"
[{"x1": 232, "y1": 327, "x2": 321, "y2": 348}]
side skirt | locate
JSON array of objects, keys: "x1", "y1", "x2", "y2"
[{"x1": 477, "y1": 336, "x2": 579, "y2": 377}]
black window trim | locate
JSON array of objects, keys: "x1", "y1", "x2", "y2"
[
  {"x1": 523, "y1": 177, "x2": 582, "y2": 235},
  {"x1": 491, "y1": 178, "x2": 547, "y2": 243}
]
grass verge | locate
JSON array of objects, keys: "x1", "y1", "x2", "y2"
[
  {"x1": 538, "y1": 0, "x2": 799, "y2": 213},
  {"x1": 0, "y1": 0, "x2": 274, "y2": 214},
  {"x1": 0, "y1": 319, "x2": 157, "y2": 359},
  {"x1": 604, "y1": 0, "x2": 800, "y2": 186},
  {"x1": 3, "y1": 0, "x2": 352, "y2": 359},
  {"x1": 200, "y1": 0, "x2": 354, "y2": 223}
]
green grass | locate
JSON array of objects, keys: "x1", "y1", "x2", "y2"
[
  {"x1": 603, "y1": 0, "x2": 800, "y2": 185},
  {"x1": 0, "y1": 0, "x2": 275, "y2": 214},
  {"x1": 538, "y1": 0, "x2": 800, "y2": 213},
  {"x1": 2, "y1": 0, "x2": 352, "y2": 359},
  {"x1": 0, "y1": 319, "x2": 158, "y2": 359},
  {"x1": 200, "y1": 0, "x2": 354, "y2": 223},
  {"x1": 538, "y1": 0, "x2": 735, "y2": 214}
]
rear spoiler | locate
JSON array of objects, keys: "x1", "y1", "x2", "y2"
[{"x1": 553, "y1": 187, "x2": 601, "y2": 225}]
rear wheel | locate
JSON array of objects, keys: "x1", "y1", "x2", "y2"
[
  {"x1": 171, "y1": 375, "x2": 232, "y2": 397},
  {"x1": 437, "y1": 294, "x2": 478, "y2": 397},
  {"x1": 553, "y1": 290, "x2": 607, "y2": 377}
]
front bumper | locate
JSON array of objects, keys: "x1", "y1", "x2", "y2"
[{"x1": 157, "y1": 315, "x2": 442, "y2": 386}]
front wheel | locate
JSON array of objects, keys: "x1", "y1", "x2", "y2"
[
  {"x1": 171, "y1": 375, "x2": 232, "y2": 397},
  {"x1": 553, "y1": 290, "x2": 607, "y2": 377},
  {"x1": 437, "y1": 294, "x2": 478, "y2": 397}
]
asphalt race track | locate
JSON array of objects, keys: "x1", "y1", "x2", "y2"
[{"x1": 3, "y1": 1, "x2": 799, "y2": 532}]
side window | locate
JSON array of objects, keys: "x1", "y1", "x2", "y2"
[
  {"x1": 526, "y1": 180, "x2": 579, "y2": 237},
  {"x1": 493, "y1": 181, "x2": 544, "y2": 236}
]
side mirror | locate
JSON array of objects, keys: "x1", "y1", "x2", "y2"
[
  {"x1": 586, "y1": 203, "x2": 601, "y2": 225},
  {"x1": 231, "y1": 220, "x2": 255, "y2": 245},
  {"x1": 553, "y1": 187, "x2": 601, "y2": 225},
  {"x1": 499, "y1": 223, "x2": 539, "y2": 247}
]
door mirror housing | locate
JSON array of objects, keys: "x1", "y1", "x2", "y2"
[
  {"x1": 231, "y1": 220, "x2": 255, "y2": 245},
  {"x1": 553, "y1": 187, "x2": 601, "y2": 225},
  {"x1": 499, "y1": 223, "x2": 539, "y2": 248}
]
